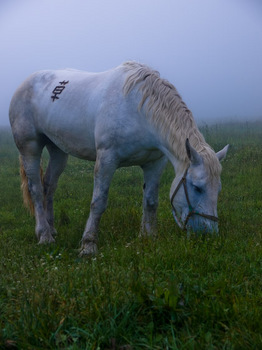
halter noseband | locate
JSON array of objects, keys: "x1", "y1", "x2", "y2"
[{"x1": 170, "y1": 168, "x2": 218, "y2": 231}]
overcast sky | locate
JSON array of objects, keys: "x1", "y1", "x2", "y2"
[{"x1": 0, "y1": 0, "x2": 261, "y2": 126}]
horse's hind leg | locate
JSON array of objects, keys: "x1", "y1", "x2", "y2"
[
  {"x1": 20, "y1": 143, "x2": 55, "y2": 244},
  {"x1": 44, "y1": 143, "x2": 68, "y2": 236},
  {"x1": 141, "y1": 156, "x2": 168, "y2": 236}
]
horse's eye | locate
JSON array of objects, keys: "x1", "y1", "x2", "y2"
[{"x1": 194, "y1": 185, "x2": 203, "y2": 194}]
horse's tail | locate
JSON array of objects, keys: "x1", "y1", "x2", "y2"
[{"x1": 19, "y1": 155, "x2": 44, "y2": 216}]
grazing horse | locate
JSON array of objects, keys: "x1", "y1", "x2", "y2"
[{"x1": 9, "y1": 62, "x2": 228, "y2": 255}]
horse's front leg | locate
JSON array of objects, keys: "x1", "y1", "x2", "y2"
[
  {"x1": 80, "y1": 151, "x2": 117, "y2": 256},
  {"x1": 141, "y1": 156, "x2": 168, "y2": 236}
]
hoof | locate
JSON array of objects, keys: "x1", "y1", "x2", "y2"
[
  {"x1": 79, "y1": 242, "x2": 98, "y2": 257},
  {"x1": 38, "y1": 234, "x2": 55, "y2": 244},
  {"x1": 139, "y1": 229, "x2": 157, "y2": 238},
  {"x1": 51, "y1": 227, "x2": 58, "y2": 236}
]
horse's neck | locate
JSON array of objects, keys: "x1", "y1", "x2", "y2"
[
  {"x1": 156, "y1": 108, "x2": 208, "y2": 175},
  {"x1": 159, "y1": 142, "x2": 189, "y2": 176}
]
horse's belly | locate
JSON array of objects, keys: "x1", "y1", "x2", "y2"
[
  {"x1": 51, "y1": 134, "x2": 96, "y2": 160},
  {"x1": 119, "y1": 149, "x2": 164, "y2": 167},
  {"x1": 45, "y1": 126, "x2": 97, "y2": 160},
  {"x1": 41, "y1": 111, "x2": 97, "y2": 160}
]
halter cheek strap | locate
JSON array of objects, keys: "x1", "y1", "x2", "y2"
[{"x1": 170, "y1": 168, "x2": 218, "y2": 231}]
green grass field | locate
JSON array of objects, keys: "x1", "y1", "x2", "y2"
[{"x1": 0, "y1": 121, "x2": 261, "y2": 349}]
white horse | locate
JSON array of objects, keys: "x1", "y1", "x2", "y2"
[{"x1": 9, "y1": 62, "x2": 228, "y2": 255}]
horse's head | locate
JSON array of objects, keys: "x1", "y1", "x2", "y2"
[{"x1": 170, "y1": 139, "x2": 229, "y2": 234}]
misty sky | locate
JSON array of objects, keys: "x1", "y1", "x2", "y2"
[{"x1": 1, "y1": 0, "x2": 262, "y2": 126}]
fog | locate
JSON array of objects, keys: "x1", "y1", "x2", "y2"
[{"x1": 1, "y1": 0, "x2": 262, "y2": 126}]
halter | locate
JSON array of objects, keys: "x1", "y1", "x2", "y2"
[{"x1": 170, "y1": 167, "x2": 218, "y2": 231}]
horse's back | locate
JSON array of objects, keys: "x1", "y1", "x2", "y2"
[
  {"x1": 9, "y1": 64, "x2": 163, "y2": 164},
  {"x1": 9, "y1": 66, "x2": 128, "y2": 158},
  {"x1": 10, "y1": 66, "x2": 125, "y2": 124}
]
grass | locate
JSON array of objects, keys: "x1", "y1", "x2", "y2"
[{"x1": 0, "y1": 121, "x2": 262, "y2": 349}]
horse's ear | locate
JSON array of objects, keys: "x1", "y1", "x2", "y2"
[
  {"x1": 185, "y1": 138, "x2": 202, "y2": 165},
  {"x1": 216, "y1": 144, "x2": 229, "y2": 162}
]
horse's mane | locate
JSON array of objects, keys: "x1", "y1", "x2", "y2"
[{"x1": 123, "y1": 61, "x2": 221, "y2": 178}]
